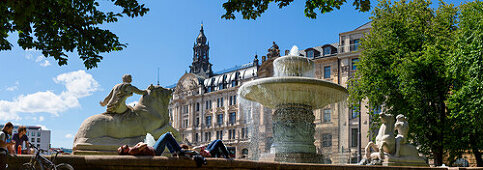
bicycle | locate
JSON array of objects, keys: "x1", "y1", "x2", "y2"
[{"x1": 21, "y1": 143, "x2": 74, "y2": 170}]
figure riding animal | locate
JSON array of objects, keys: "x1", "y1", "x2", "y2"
[{"x1": 74, "y1": 85, "x2": 179, "y2": 154}]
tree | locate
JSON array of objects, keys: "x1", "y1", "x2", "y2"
[
  {"x1": 348, "y1": 0, "x2": 457, "y2": 166},
  {"x1": 0, "y1": 0, "x2": 148, "y2": 69},
  {"x1": 447, "y1": 0, "x2": 483, "y2": 166},
  {"x1": 221, "y1": 0, "x2": 371, "y2": 20}
]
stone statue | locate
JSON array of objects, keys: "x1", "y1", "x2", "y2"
[
  {"x1": 74, "y1": 85, "x2": 180, "y2": 154},
  {"x1": 395, "y1": 114, "x2": 409, "y2": 157},
  {"x1": 100, "y1": 74, "x2": 146, "y2": 114},
  {"x1": 360, "y1": 113, "x2": 427, "y2": 166},
  {"x1": 364, "y1": 113, "x2": 396, "y2": 162},
  {"x1": 267, "y1": 41, "x2": 280, "y2": 58}
]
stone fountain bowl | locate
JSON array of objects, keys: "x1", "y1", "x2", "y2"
[{"x1": 238, "y1": 76, "x2": 348, "y2": 109}]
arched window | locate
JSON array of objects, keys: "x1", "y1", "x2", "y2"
[{"x1": 242, "y1": 148, "x2": 248, "y2": 155}]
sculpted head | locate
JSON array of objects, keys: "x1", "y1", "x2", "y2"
[
  {"x1": 122, "y1": 74, "x2": 132, "y2": 83},
  {"x1": 396, "y1": 114, "x2": 407, "y2": 122},
  {"x1": 146, "y1": 84, "x2": 172, "y2": 103},
  {"x1": 379, "y1": 113, "x2": 394, "y2": 124}
]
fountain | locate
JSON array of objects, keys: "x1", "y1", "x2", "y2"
[{"x1": 238, "y1": 46, "x2": 348, "y2": 163}]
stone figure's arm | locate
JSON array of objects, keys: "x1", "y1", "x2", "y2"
[
  {"x1": 127, "y1": 85, "x2": 147, "y2": 95},
  {"x1": 100, "y1": 90, "x2": 113, "y2": 106}
]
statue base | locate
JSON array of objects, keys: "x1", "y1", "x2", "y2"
[{"x1": 383, "y1": 154, "x2": 427, "y2": 167}]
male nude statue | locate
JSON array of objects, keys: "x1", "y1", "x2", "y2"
[
  {"x1": 100, "y1": 74, "x2": 146, "y2": 114},
  {"x1": 394, "y1": 114, "x2": 409, "y2": 157}
]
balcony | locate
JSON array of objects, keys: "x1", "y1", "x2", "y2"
[{"x1": 338, "y1": 44, "x2": 361, "y2": 54}]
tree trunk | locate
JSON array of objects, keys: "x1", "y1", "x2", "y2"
[{"x1": 470, "y1": 134, "x2": 483, "y2": 167}]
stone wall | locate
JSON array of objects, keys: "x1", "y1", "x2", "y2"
[{"x1": 6, "y1": 155, "x2": 480, "y2": 170}]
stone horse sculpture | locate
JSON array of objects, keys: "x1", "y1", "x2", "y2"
[
  {"x1": 73, "y1": 85, "x2": 179, "y2": 154},
  {"x1": 361, "y1": 113, "x2": 427, "y2": 166}
]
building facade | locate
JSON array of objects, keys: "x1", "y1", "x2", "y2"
[
  {"x1": 169, "y1": 25, "x2": 260, "y2": 158},
  {"x1": 170, "y1": 22, "x2": 377, "y2": 163},
  {"x1": 302, "y1": 21, "x2": 375, "y2": 164},
  {"x1": 0, "y1": 124, "x2": 51, "y2": 152}
]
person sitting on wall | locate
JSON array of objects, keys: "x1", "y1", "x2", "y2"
[
  {"x1": 12, "y1": 126, "x2": 30, "y2": 154},
  {"x1": 1, "y1": 122, "x2": 14, "y2": 170}
]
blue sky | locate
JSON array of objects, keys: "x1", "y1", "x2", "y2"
[{"x1": 0, "y1": 0, "x2": 464, "y2": 148}]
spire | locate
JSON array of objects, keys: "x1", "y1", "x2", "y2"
[
  {"x1": 196, "y1": 24, "x2": 207, "y2": 45},
  {"x1": 190, "y1": 24, "x2": 212, "y2": 78}
]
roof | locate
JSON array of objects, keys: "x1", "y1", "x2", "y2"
[
  {"x1": 354, "y1": 21, "x2": 372, "y2": 30},
  {"x1": 298, "y1": 43, "x2": 338, "y2": 57}
]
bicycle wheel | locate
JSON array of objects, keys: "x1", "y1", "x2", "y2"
[
  {"x1": 21, "y1": 163, "x2": 35, "y2": 170},
  {"x1": 54, "y1": 163, "x2": 74, "y2": 170}
]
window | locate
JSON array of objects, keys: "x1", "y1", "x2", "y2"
[
  {"x1": 242, "y1": 148, "x2": 248, "y2": 155},
  {"x1": 37, "y1": 144, "x2": 40, "y2": 148},
  {"x1": 323, "y1": 109, "x2": 331, "y2": 123},
  {"x1": 228, "y1": 129, "x2": 236, "y2": 139},
  {"x1": 206, "y1": 86, "x2": 212, "y2": 92},
  {"x1": 352, "y1": 58, "x2": 359, "y2": 70},
  {"x1": 195, "y1": 117, "x2": 200, "y2": 127},
  {"x1": 341, "y1": 37, "x2": 346, "y2": 53},
  {"x1": 216, "y1": 130, "x2": 223, "y2": 139},
  {"x1": 217, "y1": 98, "x2": 220, "y2": 107},
  {"x1": 351, "y1": 128, "x2": 359, "y2": 147},
  {"x1": 205, "y1": 116, "x2": 212, "y2": 127},
  {"x1": 324, "y1": 66, "x2": 331, "y2": 79},
  {"x1": 232, "y1": 80, "x2": 237, "y2": 87},
  {"x1": 195, "y1": 133, "x2": 199, "y2": 142},
  {"x1": 221, "y1": 98, "x2": 224, "y2": 107},
  {"x1": 205, "y1": 132, "x2": 211, "y2": 142},
  {"x1": 31, "y1": 132, "x2": 34, "y2": 136},
  {"x1": 322, "y1": 134, "x2": 332, "y2": 147},
  {"x1": 37, "y1": 132, "x2": 40, "y2": 137},
  {"x1": 196, "y1": 103, "x2": 200, "y2": 111},
  {"x1": 351, "y1": 106, "x2": 360, "y2": 119},
  {"x1": 229, "y1": 96, "x2": 233, "y2": 105},
  {"x1": 323, "y1": 47, "x2": 331, "y2": 56},
  {"x1": 183, "y1": 105, "x2": 188, "y2": 114},
  {"x1": 31, "y1": 138, "x2": 35, "y2": 142},
  {"x1": 37, "y1": 138, "x2": 40, "y2": 142},
  {"x1": 206, "y1": 101, "x2": 209, "y2": 109},
  {"x1": 217, "y1": 114, "x2": 223, "y2": 126},
  {"x1": 241, "y1": 127, "x2": 249, "y2": 139},
  {"x1": 229, "y1": 112, "x2": 236, "y2": 125},
  {"x1": 183, "y1": 119, "x2": 188, "y2": 128},
  {"x1": 352, "y1": 39, "x2": 360, "y2": 51},
  {"x1": 233, "y1": 95, "x2": 236, "y2": 105},
  {"x1": 306, "y1": 50, "x2": 314, "y2": 58}
]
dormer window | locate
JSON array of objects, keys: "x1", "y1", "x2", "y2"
[
  {"x1": 306, "y1": 50, "x2": 314, "y2": 58},
  {"x1": 323, "y1": 47, "x2": 331, "y2": 56}
]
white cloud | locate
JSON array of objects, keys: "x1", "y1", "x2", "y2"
[
  {"x1": 127, "y1": 101, "x2": 138, "y2": 107},
  {"x1": 65, "y1": 134, "x2": 73, "y2": 138},
  {"x1": 0, "y1": 70, "x2": 100, "y2": 121},
  {"x1": 24, "y1": 49, "x2": 51, "y2": 67},
  {"x1": 37, "y1": 125, "x2": 49, "y2": 130},
  {"x1": 5, "y1": 81, "x2": 19, "y2": 91},
  {"x1": 38, "y1": 116, "x2": 45, "y2": 122},
  {"x1": 39, "y1": 60, "x2": 51, "y2": 67}
]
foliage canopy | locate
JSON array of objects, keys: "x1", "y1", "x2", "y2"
[
  {"x1": 0, "y1": 0, "x2": 148, "y2": 69},
  {"x1": 222, "y1": 0, "x2": 371, "y2": 20}
]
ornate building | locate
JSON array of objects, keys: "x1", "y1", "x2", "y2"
[
  {"x1": 170, "y1": 22, "x2": 376, "y2": 163},
  {"x1": 170, "y1": 25, "x2": 260, "y2": 158}
]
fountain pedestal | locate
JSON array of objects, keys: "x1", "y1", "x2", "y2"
[{"x1": 271, "y1": 104, "x2": 315, "y2": 158}]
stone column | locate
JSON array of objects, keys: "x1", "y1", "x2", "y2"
[{"x1": 271, "y1": 104, "x2": 319, "y2": 163}]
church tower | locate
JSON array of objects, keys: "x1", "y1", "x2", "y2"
[{"x1": 190, "y1": 24, "x2": 213, "y2": 78}]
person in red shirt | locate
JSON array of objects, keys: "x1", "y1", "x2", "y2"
[{"x1": 118, "y1": 142, "x2": 155, "y2": 156}]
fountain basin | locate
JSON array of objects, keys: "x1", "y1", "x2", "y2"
[{"x1": 239, "y1": 77, "x2": 348, "y2": 109}]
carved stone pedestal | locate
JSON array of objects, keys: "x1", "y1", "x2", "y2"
[{"x1": 271, "y1": 104, "x2": 318, "y2": 163}]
